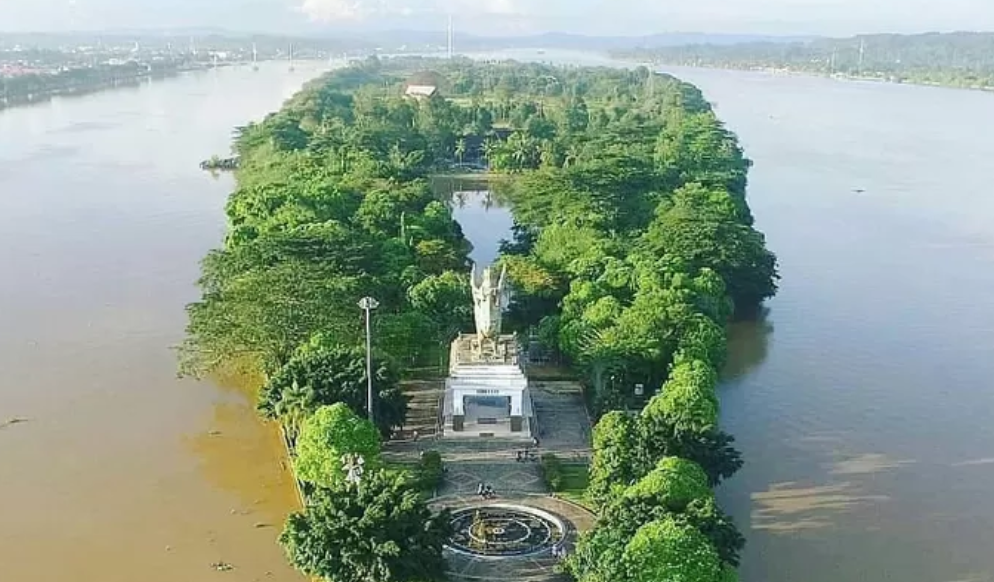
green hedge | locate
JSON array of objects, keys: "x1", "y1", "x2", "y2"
[
  {"x1": 416, "y1": 450, "x2": 445, "y2": 492},
  {"x1": 541, "y1": 453, "x2": 565, "y2": 491}
]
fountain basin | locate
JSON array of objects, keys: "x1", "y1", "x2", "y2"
[{"x1": 446, "y1": 504, "x2": 567, "y2": 559}]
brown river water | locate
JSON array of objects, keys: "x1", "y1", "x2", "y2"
[
  {"x1": 471, "y1": 50, "x2": 994, "y2": 582},
  {"x1": 0, "y1": 62, "x2": 329, "y2": 582},
  {"x1": 3, "y1": 50, "x2": 994, "y2": 582}
]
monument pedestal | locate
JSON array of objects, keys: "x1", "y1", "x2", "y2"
[
  {"x1": 442, "y1": 334, "x2": 534, "y2": 440},
  {"x1": 442, "y1": 264, "x2": 532, "y2": 439}
]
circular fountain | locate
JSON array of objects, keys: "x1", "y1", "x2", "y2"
[{"x1": 446, "y1": 504, "x2": 567, "y2": 559}]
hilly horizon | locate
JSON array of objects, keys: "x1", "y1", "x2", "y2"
[{"x1": 0, "y1": 28, "x2": 821, "y2": 51}]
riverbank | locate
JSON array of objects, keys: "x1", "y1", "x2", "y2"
[
  {"x1": 614, "y1": 32, "x2": 994, "y2": 95},
  {"x1": 0, "y1": 61, "x2": 259, "y2": 113},
  {"x1": 0, "y1": 69, "x2": 182, "y2": 111},
  {"x1": 627, "y1": 59, "x2": 994, "y2": 93}
]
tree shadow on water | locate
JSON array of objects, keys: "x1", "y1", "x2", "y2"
[{"x1": 722, "y1": 307, "x2": 774, "y2": 383}]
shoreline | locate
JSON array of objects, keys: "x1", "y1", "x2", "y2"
[
  {"x1": 628, "y1": 59, "x2": 994, "y2": 94},
  {"x1": 0, "y1": 69, "x2": 189, "y2": 112},
  {"x1": 0, "y1": 60, "x2": 309, "y2": 113}
]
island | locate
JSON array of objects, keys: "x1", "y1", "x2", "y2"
[{"x1": 180, "y1": 56, "x2": 778, "y2": 582}]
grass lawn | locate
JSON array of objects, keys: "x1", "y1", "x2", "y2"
[
  {"x1": 526, "y1": 364, "x2": 580, "y2": 382},
  {"x1": 557, "y1": 462, "x2": 592, "y2": 509}
]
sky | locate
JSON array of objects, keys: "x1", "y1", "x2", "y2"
[{"x1": 1, "y1": 0, "x2": 993, "y2": 37}]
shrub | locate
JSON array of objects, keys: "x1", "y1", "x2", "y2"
[
  {"x1": 415, "y1": 450, "x2": 445, "y2": 493},
  {"x1": 294, "y1": 404, "x2": 381, "y2": 487},
  {"x1": 541, "y1": 453, "x2": 565, "y2": 491}
]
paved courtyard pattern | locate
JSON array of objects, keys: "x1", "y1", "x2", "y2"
[
  {"x1": 389, "y1": 380, "x2": 596, "y2": 582},
  {"x1": 431, "y1": 493, "x2": 595, "y2": 582}
]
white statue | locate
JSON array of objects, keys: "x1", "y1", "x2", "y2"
[{"x1": 470, "y1": 264, "x2": 507, "y2": 339}]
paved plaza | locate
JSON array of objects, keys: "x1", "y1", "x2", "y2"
[
  {"x1": 430, "y1": 493, "x2": 595, "y2": 582},
  {"x1": 387, "y1": 378, "x2": 596, "y2": 582},
  {"x1": 384, "y1": 382, "x2": 592, "y2": 466}
]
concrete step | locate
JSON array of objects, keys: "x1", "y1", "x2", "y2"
[
  {"x1": 451, "y1": 365, "x2": 527, "y2": 376},
  {"x1": 399, "y1": 380, "x2": 443, "y2": 438}
]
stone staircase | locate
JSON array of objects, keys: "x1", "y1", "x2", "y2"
[
  {"x1": 398, "y1": 379, "x2": 444, "y2": 439},
  {"x1": 530, "y1": 380, "x2": 585, "y2": 394},
  {"x1": 529, "y1": 382, "x2": 592, "y2": 459}
]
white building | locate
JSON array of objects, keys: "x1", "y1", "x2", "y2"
[
  {"x1": 405, "y1": 84, "x2": 438, "y2": 99},
  {"x1": 443, "y1": 334, "x2": 533, "y2": 438}
]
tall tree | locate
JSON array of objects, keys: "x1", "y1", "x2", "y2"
[
  {"x1": 408, "y1": 270, "x2": 474, "y2": 349},
  {"x1": 641, "y1": 185, "x2": 778, "y2": 313},
  {"x1": 643, "y1": 360, "x2": 719, "y2": 435},
  {"x1": 623, "y1": 457, "x2": 712, "y2": 513},
  {"x1": 588, "y1": 411, "x2": 643, "y2": 509},
  {"x1": 258, "y1": 336, "x2": 407, "y2": 436},
  {"x1": 294, "y1": 404, "x2": 382, "y2": 487},
  {"x1": 624, "y1": 517, "x2": 727, "y2": 582},
  {"x1": 280, "y1": 470, "x2": 452, "y2": 582},
  {"x1": 639, "y1": 423, "x2": 744, "y2": 488}
]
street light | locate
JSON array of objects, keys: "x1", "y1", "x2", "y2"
[{"x1": 358, "y1": 296, "x2": 380, "y2": 425}]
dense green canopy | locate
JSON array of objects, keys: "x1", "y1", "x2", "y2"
[
  {"x1": 180, "y1": 57, "x2": 777, "y2": 582},
  {"x1": 257, "y1": 334, "x2": 407, "y2": 436},
  {"x1": 294, "y1": 404, "x2": 381, "y2": 487},
  {"x1": 280, "y1": 470, "x2": 451, "y2": 582},
  {"x1": 625, "y1": 518, "x2": 727, "y2": 582}
]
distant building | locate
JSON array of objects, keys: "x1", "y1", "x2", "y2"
[{"x1": 405, "y1": 84, "x2": 438, "y2": 99}]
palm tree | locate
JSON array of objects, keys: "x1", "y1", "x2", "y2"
[
  {"x1": 508, "y1": 132, "x2": 535, "y2": 171},
  {"x1": 454, "y1": 138, "x2": 467, "y2": 164},
  {"x1": 275, "y1": 379, "x2": 315, "y2": 441},
  {"x1": 483, "y1": 138, "x2": 499, "y2": 168}
]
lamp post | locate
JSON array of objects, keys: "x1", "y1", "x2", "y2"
[{"x1": 358, "y1": 297, "x2": 380, "y2": 425}]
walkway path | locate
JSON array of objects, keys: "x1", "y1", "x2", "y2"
[
  {"x1": 384, "y1": 382, "x2": 592, "y2": 464},
  {"x1": 397, "y1": 378, "x2": 444, "y2": 439},
  {"x1": 530, "y1": 382, "x2": 592, "y2": 457}
]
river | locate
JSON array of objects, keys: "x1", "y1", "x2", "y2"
[
  {"x1": 2, "y1": 52, "x2": 992, "y2": 582},
  {"x1": 678, "y1": 66, "x2": 994, "y2": 582},
  {"x1": 466, "y1": 50, "x2": 994, "y2": 582},
  {"x1": 0, "y1": 62, "x2": 329, "y2": 582}
]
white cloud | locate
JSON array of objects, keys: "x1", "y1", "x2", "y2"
[
  {"x1": 296, "y1": 0, "x2": 369, "y2": 20},
  {"x1": 476, "y1": 0, "x2": 523, "y2": 15},
  {"x1": 296, "y1": 0, "x2": 532, "y2": 22}
]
